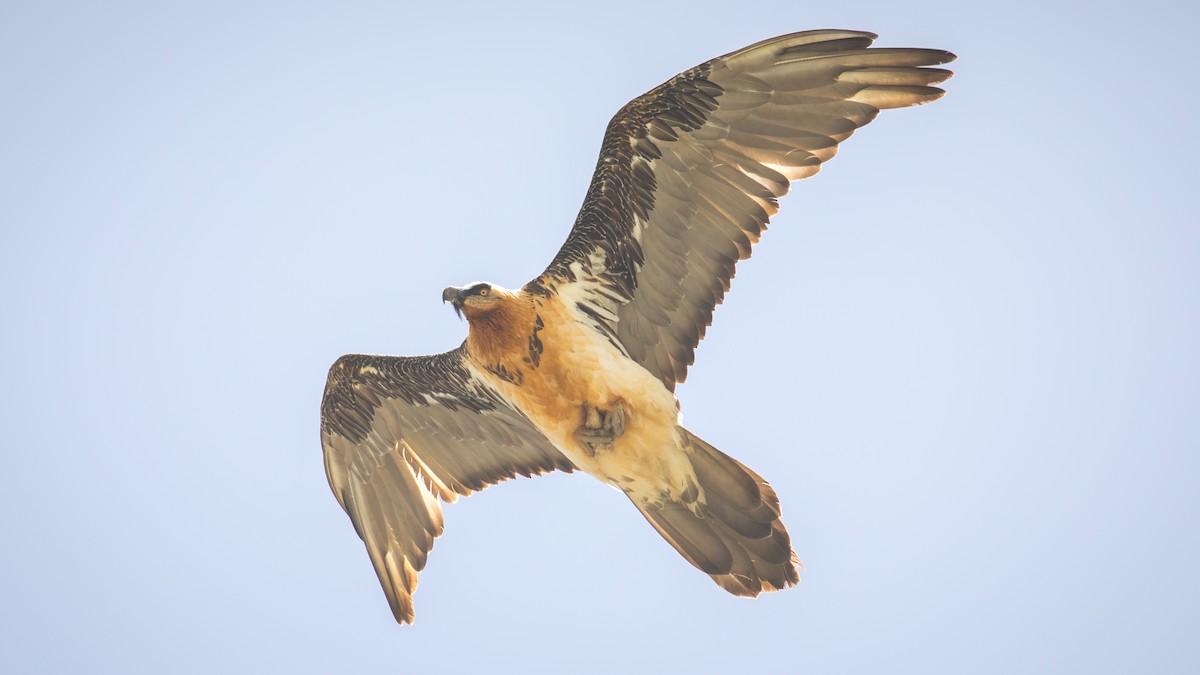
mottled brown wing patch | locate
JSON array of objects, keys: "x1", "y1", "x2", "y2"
[
  {"x1": 528, "y1": 29, "x2": 954, "y2": 389},
  {"x1": 321, "y1": 348, "x2": 574, "y2": 623}
]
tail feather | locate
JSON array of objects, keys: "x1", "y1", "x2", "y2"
[
  {"x1": 632, "y1": 429, "x2": 801, "y2": 596},
  {"x1": 642, "y1": 501, "x2": 733, "y2": 575},
  {"x1": 705, "y1": 496, "x2": 773, "y2": 539},
  {"x1": 686, "y1": 438, "x2": 765, "y2": 510}
]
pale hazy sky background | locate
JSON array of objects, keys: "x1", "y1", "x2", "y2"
[{"x1": 3, "y1": 1, "x2": 1198, "y2": 673}]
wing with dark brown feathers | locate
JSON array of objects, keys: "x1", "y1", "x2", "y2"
[
  {"x1": 321, "y1": 347, "x2": 574, "y2": 624},
  {"x1": 527, "y1": 30, "x2": 955, "y2": 389}
]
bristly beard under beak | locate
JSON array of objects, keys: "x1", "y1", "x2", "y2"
[{"x1": 442, "y1": 286, "x2": 464, "y2": 319}]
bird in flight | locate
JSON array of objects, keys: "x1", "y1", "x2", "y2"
[{"x1": 321, "y1": 29, "x2": 954, "y2": 624}]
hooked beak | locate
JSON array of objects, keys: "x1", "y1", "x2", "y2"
[{"x1": 442, "y1": 286, "x2": 464, "y2": 318}]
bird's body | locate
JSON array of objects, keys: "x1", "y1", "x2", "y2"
[
  {"x1": 463, "y1": 287, "x2": 685, "y2": 498},
  {"x1": 321, "y1": 29, "x2": 955, "y2": 624}
]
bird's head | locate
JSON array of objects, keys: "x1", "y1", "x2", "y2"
[{"x1": 442, "y1": 282, "x2": 502, "y2": 320}]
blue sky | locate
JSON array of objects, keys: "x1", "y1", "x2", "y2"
[{"x1": 3, "y1": 1, "x2": 1198, "y2": 673}]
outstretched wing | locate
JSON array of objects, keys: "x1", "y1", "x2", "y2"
[
  {"x1": 321, "y1": 347, "x2": 574, "y2": 624},
  {"x1": 528, "y1": 30, "x2": 955, "y2": 389}
]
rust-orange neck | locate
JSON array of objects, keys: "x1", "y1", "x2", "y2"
[{"x1": 464, "y1": 290, "x2": 536, "y2": 369}]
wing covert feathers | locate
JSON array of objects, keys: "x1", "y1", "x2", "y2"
[
  {"x1": 530, "y1": 29, "x2": 954, "y2": 390},
  {"x1": 321, "y1": 349, "x2": 574, "y2": 623}
]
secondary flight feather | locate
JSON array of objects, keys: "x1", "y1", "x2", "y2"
[{"x1": 321, "y1": 29, "x2": 955, "y2": 624}]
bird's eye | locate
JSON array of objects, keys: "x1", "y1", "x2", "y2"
[{"x1": 478, "y1": 287, "x2": 489, "y2": 296}]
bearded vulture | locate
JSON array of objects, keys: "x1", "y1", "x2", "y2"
[{"x1": 321, "y1": 29, "x2": 955, "y2": 624}]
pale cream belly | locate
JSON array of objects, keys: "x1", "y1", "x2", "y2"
[{"x1": 470, "y1": 297, "x2": 697, "y2": 502}]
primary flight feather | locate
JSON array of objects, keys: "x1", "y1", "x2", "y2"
[{"x1": 321, "y1": 29, "x2": 955, "y2": 624}]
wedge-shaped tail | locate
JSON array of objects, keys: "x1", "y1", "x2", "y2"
[{"x1": 633, "y1": 430, "x2": 800, "y2": 595}]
